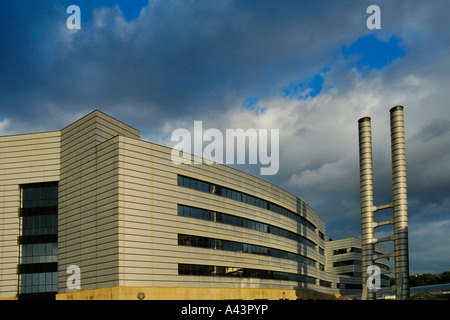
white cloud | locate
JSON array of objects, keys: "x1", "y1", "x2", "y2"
[{"x1": 0, "y1": 118, "x2": 10, "y2": 136}]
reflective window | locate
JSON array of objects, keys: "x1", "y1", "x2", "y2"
[
  {"x1": 22, "y1": 214, "x2": 58, "y2": 236},
  {"x1": 177, "y1": 204, "x2": 321, "y2": 254},
  {"x1": 19, "y1": 272, "x2": 58, "y2": 294},
  {"x1": 178, "y1": 263, "x2": 317, "y2": 285},
  {"x1": 20, "y1": 243, "x2": 58, "y2": 264},
  {"x1": 178, "y1": 233, "x2": 316, "y2": 267},
  {"x1": 22, "y1": 184, "x2": 58, "y2": 208}
]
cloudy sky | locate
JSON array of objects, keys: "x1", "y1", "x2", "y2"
[{"x1": 1, "y1": 1, "x2": 449, "y2": 275}]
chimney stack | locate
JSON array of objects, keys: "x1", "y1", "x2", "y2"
[{"x1": 358, "y1": 106, "x2": 410, "y2": 300}]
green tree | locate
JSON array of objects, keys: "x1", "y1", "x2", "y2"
[
  {"x1": 421, "y1": 273, "x2": 438, "y2": 285},
  {"x1": 439, "y1": 271, "x2": 450, "y2": 284},
  {"x1": 409, "y1": 271, "x2": 450, "y2": 287}
]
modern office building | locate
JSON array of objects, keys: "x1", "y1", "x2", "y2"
[
  {"x1": 325, "y1": 238, "x2": 390, "y2": 297},
  {"x1": 0, "y1": 110, "x2": 388, "y2": 300}
]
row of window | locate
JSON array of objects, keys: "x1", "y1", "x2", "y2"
[
  {"x1": 178, "y1": 263, "x2": 317, "y2": 285},
  {"x1": 177, "y1": 175, "x2": 318, "y2": 233},
  {"x1": 21, "y1": 214, "x2": 58, "y2": 236},
  {"x1": 333, "y1": 247, "x2": 362, "y2": 255},
  {"x1": 333, "y1": 260, "x2": 362, "y2": 267},
  {"x1": 177, "y1": 204, "x2": 320, "y2": 253},
  {"x1": 339, "y1": 272, "x2": 363, "y2": 278},
  {"x1": 341, "y1": 281, "x2": 388, "y2": 290},
  {"x1": 319, "y1": 280, "x2": 332, "y2": 288},
  {"x1": 178, "y1": 263, "x2": 384, "y2": 290},
  {"x1": 178, "y1": 234, "x2": 316, "y2": 267},
  {"x1": 22, "y1": 199, "x2": 58, "y2": 209},
  {"x1": 341, "y1": 283, "x2": 363, "y2": 290},
  {"x1": 20, "y1": 243, "x2": 58, "y2": 265},
  {"x1": 333, "y1": 247, "x2": 389, "y2": 262},
  {"x1": 19, "y1": 272, "x2": 58, "y2": 294}
]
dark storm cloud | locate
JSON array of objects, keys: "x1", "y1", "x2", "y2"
[
  {"x1": 1, "y1": 0, "x2": 448, "y2": 131},
  {"x1": 0, "y1": 0, "x2": 372, "y2": 133}
]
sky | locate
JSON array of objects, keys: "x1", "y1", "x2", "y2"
[{"x1": 0, "y1": 0, "x2": 449, "y2": 275}]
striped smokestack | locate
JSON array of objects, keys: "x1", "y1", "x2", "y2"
[
  {"x1": 390, "y1": 106, "x2": 410, "y2": 300},
  {"x1": 358, "y1": 116, "x2": 375, "y2": 300},
  {"x1": 358, "y1": 107, "x2": 410, "y2": 300}
]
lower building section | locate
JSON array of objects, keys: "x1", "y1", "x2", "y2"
[{"x1": 55, "y1": 286, "x2": 339, "y2": 300}]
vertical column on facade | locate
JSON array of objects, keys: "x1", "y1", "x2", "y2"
[
  {"x1": 358, "y1": 117, "x2": 375, "y2": 300},
  {"x1": 389, "y1": 106, "x2": 410, "y2": 300}
]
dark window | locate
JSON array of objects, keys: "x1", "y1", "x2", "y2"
[
  {"x1": 320, "y1": 280, "x2": 332, "y2": 287},
  {"x1": 345, "y1": 283, "x2": 363, "y2": 290},
  {"x1": 18, "y1": 182, "x2": 58, "y2": 300}
]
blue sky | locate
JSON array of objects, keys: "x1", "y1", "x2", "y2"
[
  {"x1": 281, "y1": 34, "x2": 405, "y2": 100},
  {"x1": 281, "y1": 69, "x2": 328, "y2": 100},
  {"x1": 63, "y1": 0, "x2": 149, "y2": 22},
  {"x1": 0, "y1": 0, "x2": 449, "y2": 275},
  {"x1": 342, "y1": 34, "x2": 405, "y2": 71}
]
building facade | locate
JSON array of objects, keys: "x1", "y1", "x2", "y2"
[
  {"x1": 0, "y1": 110, "x2": 388, "y2": 300},
  {"x1": 325, "y1": 238, "x2": 390, "y2": 297}
]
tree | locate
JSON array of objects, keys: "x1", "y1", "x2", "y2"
[
  {"x1": 409, "y1": 271, "x2": 450, "y2": 287},
  {"x1": 439, "y1": 271, "x2": 450, "y2": 284},
  {"x1": 422, "y1": 273, "x2": 438, "y2": 285}
]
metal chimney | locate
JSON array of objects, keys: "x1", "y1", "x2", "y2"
[
  {"x1": 390, "y1": 106, "x2": 410, "y2": 300},
  {"x1": 358, "y1": 116, "x2": 376, "y2": 300},
  {"x1": 358, "y1": 106, "x2": 410, "y2": 300}
]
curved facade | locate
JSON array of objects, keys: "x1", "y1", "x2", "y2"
[
  {"x1": 174, "y1": 169, "x2": 330, "y2": 296},
  {"x1": 0, "y1": 110, "x2": 388, "y2": 300}
]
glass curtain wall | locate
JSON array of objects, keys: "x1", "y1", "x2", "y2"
[{"x1": 18, "y1": 182, "x2": 58, "y2": 300}]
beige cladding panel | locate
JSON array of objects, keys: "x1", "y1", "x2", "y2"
[
  {"x1": 58, "y1": 111, "x2": 141, "y2": 294},
  {"x1": 59, "y1": 140, "x2": 122, "y2": 293},
  {"x1": 113, "y1": 136, "x2": 331, "y2": 291},
  {"x1": 60, "y1": 110, "x2": 139, "y2": 152},
  {"x1": 0, "y1": 131, "x2": 60, "y2": 298}
]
